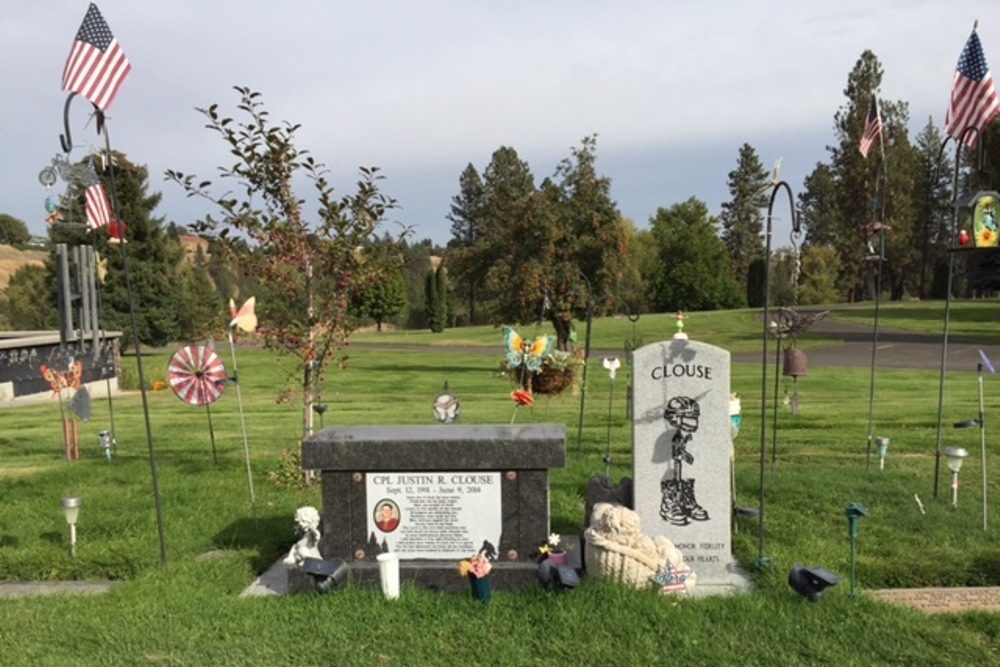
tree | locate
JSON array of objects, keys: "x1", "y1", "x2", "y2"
[
  {"x1": 912, "y1": 119, "x2": 953, "y2": 299},
  {"x1": 464, "y1": 146, "x2": 537, "y2": 321},
  {"x1": 358, "y1": 269, "x2": 407, "y2": 331},
  {"x1": 647, "y1": 198, "x2": 744, "y2": 312},
  {"x1": 799, "y1": 50, "x2": 924, "y2": 302},
  {"x1": 167, "y1": 86, "x2": 406, "y2": 437},
  {"x1": 0, "y1": 214, "x2": 31, "y2": 246},
  {"x1": 425, "y1": 266, "x2": 448, "y2": 333},
  {"x1": 446, "y1": 164, "x2": 486, "y2": 324},
  {"x1": 797, "y1": 244, "x2": 843, "y2": 305},
  {"x1": 6, "y1": 264, "x2": 51, "y2": 330},
  {"x1": 397, "y1": 238, "x2": 434, "y2": 329},
  {"x1": 174, "y1": 244, "x2": 227, "y2": 341},
  {"x1": 482, "y1": 136, "x2": 628, "y2": 350},
  {"x1": 615, "y1": 219, "x2": 654, "y2": 314},
  {"x1": 798, "y1": 162, "x2": 839, "y2": 248},
  {"x1": 720, "y1": 143, "x2": 768, "y2": 302}
]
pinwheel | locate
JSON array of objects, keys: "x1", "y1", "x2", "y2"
[{"x1": 168, "y1": 344, "x2": 227, "y2": 463}]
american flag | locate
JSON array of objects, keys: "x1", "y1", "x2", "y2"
[
  {"x1": 85, "y1": 182, "x2": 113, "y2": 230},
  {"x1": 944, "y1": 30, "x2": 1000, "y2": 145},
  {"x1": 61, "y1": 4, "x2": 131, "y2": 112},
  {"x1": 859, "y1": 96, "x2": 883, "y2": 159}
]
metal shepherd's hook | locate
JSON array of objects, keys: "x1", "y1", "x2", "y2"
[
  {"x1": 59, "y1": 92, "x2": 104, "y2": 154},
  {"x1": 757, "y1": 180, "x2": 800, "y2": 568}
]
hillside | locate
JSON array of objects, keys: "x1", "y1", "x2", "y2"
[{"x1": 0, "y1": 245, "x2": 46, "y2": 289}]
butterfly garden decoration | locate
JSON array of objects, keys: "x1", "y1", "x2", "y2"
[{"x1": 503, "y1": 327, "x2": 556, "y2": 374}]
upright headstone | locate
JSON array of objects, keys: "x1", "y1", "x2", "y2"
[{"x1": 632, "y1": 337, "x2": 748, "y2": 592}]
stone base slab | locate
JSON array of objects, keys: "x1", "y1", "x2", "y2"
[{"x1": 871, "y1": 587, "x2": 1000, "y2": 613}]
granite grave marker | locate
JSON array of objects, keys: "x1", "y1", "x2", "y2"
[
  {"x1": 631, "y1": 338, "x2": 748, "y2": 591},
  {"x1": 301, "y1": 424, "x2": 566, "y2": 590}
]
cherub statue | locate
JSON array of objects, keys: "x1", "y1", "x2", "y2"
[{"x1": 283, "y1": 506, "x2": 322, "y2": 568}]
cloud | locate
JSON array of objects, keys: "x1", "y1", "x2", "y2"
[{"x1": 4, "y1": 0, "x2": 998, "y2": 247}]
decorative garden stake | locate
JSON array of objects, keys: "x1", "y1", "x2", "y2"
[
  {"x1": 99, "y1": 430, "x2": 112, "y2": 462},
  {"x1": 845, "y1": 503, "x2": 868, "y2": 598},
  {"x1": 673, "y1": 311, "x2": 687, "y2": 340},
  {"x1": 503, "y1": 327, "x2": 553, "y2": 424},
  {"x1": 433, "y1": 382, "x2": 460, "y2": 424},
  {"x1": 228, "y1": 298, "x2": 259, "y2": 523},
  {"x1": 602, "y1": 357, "x2": 620, "y2": 476},
  {"x1": 313, "y1": 402, "x2": 328, "y2": 430},
  {"x1": 167, "y1": 344, "x2": 227, "y2": 464},
  {"x1": 875, "y1": 437, "x2": 889, "y2": 470},
  {"x1": 977, "y1": 350, "x2": 994, "y2": 529}
]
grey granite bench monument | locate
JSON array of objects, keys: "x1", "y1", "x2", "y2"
[{"x1": 300, "y1": 423, "x2": 566, "y2": 591}]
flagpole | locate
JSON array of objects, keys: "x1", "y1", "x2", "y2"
[{"x1": 99, "y1": 120, "x2": 169, "y2": 566}]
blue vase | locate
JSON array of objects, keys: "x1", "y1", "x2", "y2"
[{"x1": 469, "y1": 576, "x2": 492, "y2": 604}]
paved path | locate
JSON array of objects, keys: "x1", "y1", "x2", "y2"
[
  {"x1": 735, "y1": 315, "x2": 1000, "y2": 372},
  {"x1": 352, "y1": 316, "x2": 999, "y2": 373}
]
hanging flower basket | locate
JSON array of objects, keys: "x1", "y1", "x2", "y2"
[
  {"x1": 529, "y1": 366, "x2": 576, "y2": 395},
  {"x1": 501, "y1": 350, "x2": 583, "y2": 396}
]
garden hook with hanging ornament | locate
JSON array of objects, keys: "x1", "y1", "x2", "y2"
[{"x1": 60, "y1": 91, "x2": 105, "y2": 154}]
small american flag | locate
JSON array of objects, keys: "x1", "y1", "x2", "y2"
[
  {"x1": 859, "y1": 96, "x2": 883, "y2": 159},
  {"x1": 61, "y1": 3, "x2": 131, "y2": 112},
  {"x1": 85, "y1": 182, "x2": 113, "y2": 230},
  {"x1": 944, "y1": 30, "x2": 1000, "y2": 145}
]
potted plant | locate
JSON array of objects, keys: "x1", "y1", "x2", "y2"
[
  {"x1": 539, "y1": 532, "x2": 573, "y2": 566},
  {"x1": 458, "y1": 554, "x2": 493, "y2": 603}
]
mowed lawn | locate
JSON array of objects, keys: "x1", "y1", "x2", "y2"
[{"x1": 2, "y1": 302, "x2": 1000, "y2": 666}]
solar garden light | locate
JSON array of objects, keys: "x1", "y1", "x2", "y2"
[
  {"x1": 61, "y1": 496, "x2": 82, "y2": 557},
  {"x1": 943, "y1": 447, "x2": 969, "y2": 507},
  {"x1": 788, "y1": 563, "x2": 840, "y2": 602},
  {"x1": 845, "y1": 503, "x2": 868, "y2": 598},
  {"x1": 875, "y1": 436, "x2": 889, "y2": 470}
]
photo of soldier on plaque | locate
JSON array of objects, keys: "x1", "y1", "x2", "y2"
[{"x1": 375, "y1": 500, "x2": 401, "y2": 533}]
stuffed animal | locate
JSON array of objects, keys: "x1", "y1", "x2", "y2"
[{"x1": 584, "y1": 502, "x2": 695, "y2": 593}]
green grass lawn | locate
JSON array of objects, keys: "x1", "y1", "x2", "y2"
[{"x1": 3, "y1": 303, "x2": 1000, "y2": 665}]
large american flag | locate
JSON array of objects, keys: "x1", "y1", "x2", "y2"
[
  {"x1": 944, "y1": 30, "x2": 1000, "y2": 145},
  {"x1": 85, "y1": 182, "x2": 113, "y2": 230},
  {"x1": 859, "y1": 97, "x2": 883, "y2": 159},
  {"x1": 61, "y1": 4, "x2": 131, "y2": 111}
]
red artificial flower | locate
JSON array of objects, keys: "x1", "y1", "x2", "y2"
[{"x1": 510, "y1": 389, "x2": 534, "y2": 407}]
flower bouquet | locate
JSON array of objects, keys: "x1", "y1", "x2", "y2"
[{"x1": 459, "y1": 554, "x2": 493, "y2": 603}]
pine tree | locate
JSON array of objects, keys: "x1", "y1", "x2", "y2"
[
  {"x1": 425, "y1": 266, "x2": 447, "y2": 333},
  {"x1": 720, "y1": 143, "x2": 768, "y2": 303},
  {"x1": 446, "y1": 164, "x2": 486, "y2": 324}
]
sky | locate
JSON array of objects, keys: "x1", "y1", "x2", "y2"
[{"x1": 3, "y1": 1, "x2": 1000, "y2": 248}]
